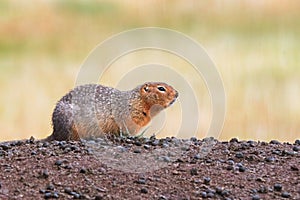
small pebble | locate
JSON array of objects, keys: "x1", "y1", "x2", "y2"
[
  {"x1": 71, "y1": 192, "x2": 81, "y2": 199},
  {"x1": 193, "y1": 179, "x2": 201, "y2": 184},
  {"x1": 292, "y1": 146, "x2": 299, "y2": 152},
  {"x1": 201, "y1": 192, "x2": 207, "y2": 198},
  {"x1": 251, "y1": 189, "x2": 258, "y2": 193},
  {"x1": 42, "y1": 170, "x2": 49, "y2": 179},
  {"x1": 207, "y1": 192, "x2": 215, "y2": 198},
  {"x1": 46, "y1": 183, "x2": 54, "y2": 190},
  {"x1": 283, "y1": 150, "x2": 296, "y2": 156},
  {"x1": 235, "y1": 152, "x2": 244, "y2": 158},
  {"x1": 133, "y1": 149, "x2": 141, "y2": 153},
  {"x1": 241, "y1": 142, "x2": 250, "y2": 149},
  {"x1": 143, "y1": 144, "x2": 150, "y2": 149},
  {"x1": 63, "y1": 147, "x2": 71, "y2": 153},
  {"x1": 223, "y1": 149, "x2": 230, "y2": 155},
  {"x1": 260, "y1": 141, "x2": 268, "y2": 146},
  {"x1": 265, "y1": 157, "x2": 275, "y2": 162},
  {"x1": 58, "y1": 141, "x2": 66, "y2": 146},
  {"x1": 42, "y1": 142, "x2": 49, "y2": 147},
  {"x1": 203, "y1": 177, "x2": 211, "y2": 185},
  {"x1": 64, "y1": 164, "x2": 73, "y2": 169},
  {"x1": 86, "y1": 148, "x2": 94, "y2": 155},
  {"x1": 134, "y1": 141, "x2": 142, "y2": 146},
  {"x1": 29, "y1": 136, "x2": 35, "y2": 143},
  {"x1": 98, "y1": 167, "x2": 106, "y2": 174},
  {"x1": 80, "y1": 168, "x2": 87, "y2": 173},
  {"x1": 274, "y1": 183, "x2": 282, "y2": 191},
  {"x1": 135, "y1": 178, "x2": 146, "y2": 184},
  {"x1": 270, "y1": 140, "x2": 280, "y2": 145},
  {"x1": 95, "y1": 195, "x2": 103, "y2": 200},
  {"x1": 140, "y1": 188, "x2": 148, "y2": 194},
  {"x1": 160, "y1": 156, "x2": 170, "y2": 162},
  {"x1": 171, "y1": 137, "x2": 180, "y2": 145},
  {"x1": 272, "y1": 149, "x2": 281, "y2": 155},
  {"x1": 249, "y1": 142, "x2": 256, "y2": 147},
  {"x1": 162, "y1": 143, "x2": 169, "y2": 148},
  {"x1": 73, "y1": 147, "x2": 81, "y2": 153},
  {"x1": 194, "y1": 154, "x2": 201, "y2": 159},
  {"x1": 281, "y1": 192, "x2": 291, "y2": 198},
  {"x1": 252, "y1": 194, "x2": 260, "y2": 200},
  {"x1": 247, "y1": 140, "x2": 256, "y2": 144},
  {"x1": 221, "y1": 189, "x2": 230, "y2": 197},
  {"x1": 70, "y1": 145, "x2": 77, "y2": 151},
  {"x1": 39, "y1": 189, "x2": 46, "y2": 194},
  {"x1": 238, "y1": 165, "x2": 246, "y2": 172},
  {"x1": 215, "y1": 187, "x2": 223, "y2": 194},
  {"x1": 290, "y1": 165, "x2": 299, "y2": 171},
  {"x1": 190, "y1": 168, "x2": 198, "y2": 176},
  {"x1": 255, "y1": 177, "x2": 265, "y2": 182},
  {"x1": 236, "y1": 163, "x2": 243, "y2": 167},
  {"x1": 95, "y1": 187, "x2": 106, "y2": 192},
  {"x1": 15, "y1": 140, "x2": 24, "y2": 146},
  {"x1": 44, "y1": 192, "x2": 52, "y2": 199},
  {"x1": 181, "y1": 146, "x2": 190, "y2": 151},
  {"x1": 159, "y1": 195, "x2": 167, "y2": 200},
  {"x1": 206, "y1": 188, "x2": 216, "y2": 194},
  {"x1": 52, "y1": 192, "x2": 59, "y2": 198},
  {"x1": 151, "y1": 139, "x2": 160, "y2": 146},
  {"x1": 227, "y1": 160, "x2": 235, "y2": 165},
  {"x1": 127, "y1": 136, "x2": 135, "y2": 140},
  {"x1": 117, "y1": 146, "x2": 127, "y2": 152},
  {"x1": 19, "y1": 176, "x2": 25, "y2": 182},
  {"x1": 172, "y1": 170, "x2": 180, "y2": 175},
  {"x1": 229, "y1": 138, "x2": 238, "y2": 143},
  {"x1": 64, "y1": 187, "x2": 72, "y2": 195},
  {"x1": 247, "y1": 155, "x2": 255, "y2": 161},
  {"x1": 125, "y1": 139, "x2": 133, "y2": 144},
  {"x1": 54, "y1": 160, "x2": 63, "y2": 166},
  {"x1": 149, "y1": 135, "x2": 156, "y2": 141},
  {"x1": 257, "y1": 186, "x2": 268, "y2": 193},
  {"x1": 0, "y1": 143, "x2": 10, "y2": 150},
  {"x1": 295, "y1": 139, "x2": 300, "y2": 145}
]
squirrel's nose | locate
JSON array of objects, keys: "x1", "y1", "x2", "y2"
[{"x1": 175, "y1": 91, "x2": 179, "y2": 98}]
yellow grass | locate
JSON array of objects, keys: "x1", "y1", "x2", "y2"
[{"x1": 0, "y1": 0, "x2": 299, "y2": 142}]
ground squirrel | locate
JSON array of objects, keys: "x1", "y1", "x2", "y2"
[{"x1": 45, "y1": 82, "x2": 178, "y2": 141}]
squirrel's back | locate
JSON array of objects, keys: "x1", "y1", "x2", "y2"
[{"x1": 46, "y1": 82, "x2": 178, "y2": 141}]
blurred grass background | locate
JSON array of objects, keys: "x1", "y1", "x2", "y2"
[{"x1": 0, "y1": 0, "x2": 299, "y2": 142}]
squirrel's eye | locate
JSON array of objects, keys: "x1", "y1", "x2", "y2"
[{"x1": 157, "y1": 86, "x2": 166, "y2": 92}]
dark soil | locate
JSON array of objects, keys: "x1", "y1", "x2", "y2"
[{"x1": 0, "y1": 136, "x2": 299, "y2": 200}]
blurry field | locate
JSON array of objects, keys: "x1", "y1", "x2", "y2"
[{"x1": 0, "y1": 0, "x2": 299, "y2": 142}]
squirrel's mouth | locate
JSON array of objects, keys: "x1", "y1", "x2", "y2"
[{"x1": 169, "y1": 91, "x2": 179, "y2": 106}]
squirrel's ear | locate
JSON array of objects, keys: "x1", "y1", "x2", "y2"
[{"x1": 141, "y1": 83, "x2": 149, "y2": 93}]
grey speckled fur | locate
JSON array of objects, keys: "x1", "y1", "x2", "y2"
[
  {"x1": 46, "y1": 82, "x2": 178, "y2": 141},
  {"x1": 48, "y1": 84, "x2": 141, "y2": 140}
]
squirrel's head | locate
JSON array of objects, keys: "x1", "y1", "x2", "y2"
[{"x1": 139, "y1": 82, "x2": 178, "y2": 111}]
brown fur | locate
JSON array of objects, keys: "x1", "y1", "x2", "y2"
[{"x1": 45, "y1": 82, "x2": 178, "y2": 141}]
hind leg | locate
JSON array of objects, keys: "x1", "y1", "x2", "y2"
[{"x1": 69, "y1": 123, "x2": 80, "y2": 140}]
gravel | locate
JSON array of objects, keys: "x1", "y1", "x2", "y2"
[{"x1": 0, "y1": 136, "x2": 299, "y2": 199}]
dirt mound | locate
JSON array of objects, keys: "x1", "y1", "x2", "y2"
[{"x1": 0, "y1": 136, "x2": 299, "y2": 199}]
